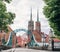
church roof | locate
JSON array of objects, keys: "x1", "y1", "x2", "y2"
[{"x1": 32, "y1": 30, "x2": 42, "y2": 42}]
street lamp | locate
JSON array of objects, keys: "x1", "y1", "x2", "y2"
[
  {"x1": 49, "y1": 29, "x2": 54, "y2": 50},
  {"x1": 49, "y1": 29, "x2": 54, "y2": 38}
]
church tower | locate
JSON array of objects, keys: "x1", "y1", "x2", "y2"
[
  {"x1": 35, "y1": 9, "x2": 41, "y2": 34},
  {"x1": 28, "y1": 8, "x2": 34, "y2": 36}
]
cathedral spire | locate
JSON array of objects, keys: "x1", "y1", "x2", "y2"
[
  {"x1": 30, "y1": 8, "x2": 32, "y2": 21},
  {"x1": 35, "y1": 8, "x2": 41, "y2": 34},
  {"x1": 37, "y1": 8, "x2": 39, "y2": 22},
  {"x1": 28, "y1": 8, "x2": 34, "y2": 36}
]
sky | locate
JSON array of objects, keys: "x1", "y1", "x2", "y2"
[{"x1": 6, "y1": 0, "x2": 50, "y2": 36}]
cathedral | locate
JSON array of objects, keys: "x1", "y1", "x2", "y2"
[
  {"x1": 28, "y1": 9, "x2": 42, "y2": 42},
  {"x1": 28, "y1": 8, "x2": 50, "y2": 43}
]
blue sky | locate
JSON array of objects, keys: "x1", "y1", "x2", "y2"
[{"x1": 6, "y1": 0, "x2": 50, "y2": 36}]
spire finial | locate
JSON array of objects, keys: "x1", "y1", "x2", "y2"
[
  {"x1": 37, "y1": 8, "x2": 39, "y2": 22},
  {"x1": 30, "y1": 8, "x2": 32, "y2": 21}
]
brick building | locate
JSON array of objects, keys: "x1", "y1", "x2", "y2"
[
  {"x1": 28, "y1": 9, "x2": 49, "y2": 43},
  {"x1": 0, "y1": 26, "x2": 16, "y2": 47}
]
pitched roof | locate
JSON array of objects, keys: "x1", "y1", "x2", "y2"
[
  {"x1": 33, "y1": 30, "x2": 42, "y2": 42},
  {"x1": 53, "y1": 38, "x2": 60, "y2": 42}
]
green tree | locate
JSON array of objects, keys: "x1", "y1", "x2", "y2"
[
  {"x1": 0, "y1": 0, "x2": 15, "y2": 32},
  {"x1": 43, "y1": 0, "x2": 60, "y2": 36}
]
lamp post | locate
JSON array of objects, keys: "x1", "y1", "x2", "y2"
[{"x1": 49, "y1": 29, "x2": 54, "y2": 50}]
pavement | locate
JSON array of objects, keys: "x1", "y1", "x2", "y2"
[{"x1": 1, "y1": 48, "x2": 60, "y2": 52}]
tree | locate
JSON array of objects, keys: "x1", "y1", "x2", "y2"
[
  {"x1": 0, "y1": 0, "x2": 15, "y2": 32},
  {"x1": 43, "y1": 0, "x2": 60, "y2": 36}
]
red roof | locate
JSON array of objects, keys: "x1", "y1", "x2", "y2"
[
  {"x1": 53, "y1": 38, "x2": 60, "y2": 42},
  {"x1": 33, "y1": 30, "x2": 42, "y2": 42}
]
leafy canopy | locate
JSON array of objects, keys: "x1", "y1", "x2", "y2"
[
  {"x1": 0, "y1": 0, "x2": 15, "y2": 32},
  {"x1": 43, "y1": 0, "x2": 60, "y2": 36}
]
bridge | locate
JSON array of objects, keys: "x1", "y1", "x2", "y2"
[{"x1": 1, "y1": 28, "x2": 49, "y2": 50}]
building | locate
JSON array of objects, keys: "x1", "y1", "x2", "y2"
[
  {"x1": 28, "y1": 9, "x2": 50, "y2": 43},
  {"x1": 28, "y1": 9, "x2": 42, "y2": 42},
  {"x1": 33, "y1": 9, "x2": 42, "y2": 42},
  {"x1": 28, "y1": 8, "x2": 34, "y2": 38},
  {"x1": 0, "y1": 26, "x2": 16, "y2": 47},
  {"x1": 17, "y1": 35, "x2": 28, "y2": 47},
  {"x1": 0, "y1": 26, "x2": 13, "y2": 45}
]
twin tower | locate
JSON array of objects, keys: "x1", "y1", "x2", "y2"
[{"x1": 28, "y1": 8, "x2": 41, "y2": 41}]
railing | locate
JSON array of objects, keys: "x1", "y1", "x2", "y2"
[{"x1": 52, "y1": 40, "x2": 60, "y2": 51}]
